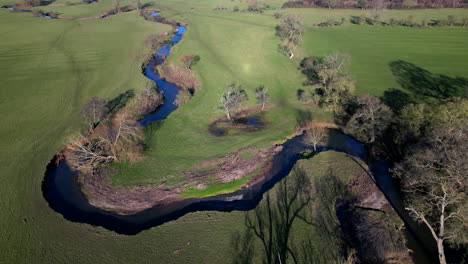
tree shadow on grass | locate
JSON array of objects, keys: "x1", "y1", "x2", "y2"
[
  {"x1": 381, "y1": 88, "x2": 415, "y2": 112},
  {"x1": 295, "y1": 109, "x2": 312, "y2": 127},
  {"x1": 105, "y1": 90, "x2": 135, "y2": 116},
  {"x1": 231, "y1": 167, "x2": 313, "y2": 264},
  {"x1": 387, "y1": 60, "x2": 467, "y2": 107}
]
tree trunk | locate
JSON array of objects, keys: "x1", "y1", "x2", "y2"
[
  {"x1": 437, "y1": 239, "x2": 447, "y2": 264},
  {"x1": 226, "y1": 109, "x2": 231, "y2": 121}
]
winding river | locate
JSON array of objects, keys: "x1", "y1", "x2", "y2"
[{"x1": 41, "y1": 16, "x2": 436, "y2": 263}]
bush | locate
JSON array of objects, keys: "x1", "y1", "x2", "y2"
[
  {"x1": 247, "y1": 0, "x2": 268, "y2": 12},
  {"x1": 273, "y1": 8, "x2": 285, "y2": 19},
  {"x1": 48, "y1": 11, "x2": 59, "y2": 18},
  {"x1": 32, "y1": 9, "x2": 45, "y2": 17},
  {"x1": 233, "y1": 6, "x2": 239, "y2": 12}
]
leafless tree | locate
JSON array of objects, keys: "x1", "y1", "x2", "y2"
[
  {"x1": 80, "y1": 96, "x2": 108, "y2": 131},
  {"x1": 370, "y1": 0, "x2": 386, "y2": 20},
  {"x1": 345, "y1": 96, "x2": 393, "y2": 144},
  {"x1": 113, "y1": 0, "x2": 121, "y2": 13},
  {"x1": 247, "y1": 0, "x2": 268, "y2": 12},
  {"x1": 132, "y1": 0, "x2": 141, "y2": 10},
  {"x1": 305, "y1": 125, "x2": 327, "y2": 151},
  {"x1": 175, "y1": 90, "x2": 192, "y2": 106},
  {"x1": 139, "y1": 82, "x2": 161, "y2": 113},
  {"x1": 66, "y1": 133, "x2": 115, "y2": 172},
  {"x1": 277, "y1": 14, "x2": 304, "y2": 59},
  {"x1": 179, "y1": 55, "x2": 200, "y2": 69},
  {"x1": 110, "y1": 110, "x2": 143, "y2": 145},
  {"x1": 301, "y1": 53, "x2": 354, "y2": 112},
  {"x1": 393, "y1": 127, "x2": 468, "y2": 264},
  {"x1": 219, "y1": 84, "x2": 246, "y2": 121},
  {"x1": 255, "y1": 85, "x2": 269, "y2": 110}
]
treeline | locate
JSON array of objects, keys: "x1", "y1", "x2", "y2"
[
  {"x1": 283, "y1": 0, "x2": 466, "y2": 9},
  {"x1": 297, "y1": 53, "x2": 467, "y2": 264},
  {"x1": 314, "y1": 15, "x2": 468, "y2": 27}
]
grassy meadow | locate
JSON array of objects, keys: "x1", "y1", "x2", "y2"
[
  {"x1": 0, "y1": 9, "x2": 171, "y2": 262},
  {"x1": 303, "y1": 26, "x2": 468, "y2": 96},
  {"x1": 0, "y1": 0, "x2": 467, "y2": 262},
  {"x1": 112, "y1": 5, "x2": 468, "y2": 189}
]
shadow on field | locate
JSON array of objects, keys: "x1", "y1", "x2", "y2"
[
  {"x1": 385, "y1": 60, "x2": 467, "y2": 109},
  {"x1": 381, "y1": 88, "x2": 415, "y2": 112},
  {"x1": 105, "y1": 90, "x2": 135, "y2": 115},
  {"x1": 231, "y1": 168, "x2": 313, "y2": 264},
  {"x1": 301, "y1": 171, "x2": 352, "y2": 264},
  {"x1": 295, "y1": 109, "x2": 313, "y2": 126}
]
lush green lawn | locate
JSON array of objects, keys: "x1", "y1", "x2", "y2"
[
  {"x1": 0, "y1": 10, "x2": 172, "y2": 262},
  {"x1": 302, "y1": 26, "x2": 468, "y2": 96},
  {"x1": 111, "y1": 9, "x2": 329, "y2": 186},
  {"x1": 111, "y1": 7, "x2": 468, "y2": 190}
]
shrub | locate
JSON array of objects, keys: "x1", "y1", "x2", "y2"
[
  {"x1": 273, "y1": 8, "x2": 285, "y2": 19},
  {"x1": 32, "y1": 9, "x2": 45, "y2": 17},
  {"x1": 247, "y1": 0, "x2": 268, "y2": 12},
  {"x1": 159, "y1": 63, "x2": 201, "y2": 90}
]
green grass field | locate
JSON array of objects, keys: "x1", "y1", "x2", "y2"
[
  {"x1": 302, "y1": 26, "x2": 468, "y2": 96},
  {"x1": 0, "y1": 1, "x2": 467, "y2": 262},
  {"x1": 111, "y1": 6, "x2": 468, "y2": 190}
]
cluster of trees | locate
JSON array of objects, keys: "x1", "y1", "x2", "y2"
[
  {"x1": 218, "y1": 83, "x2": 269, "y2": 120},
  {"x1": 23, "y1": 0, "x2": 42, "y2": 7},
  {"x1": 247, "y1": 0, "x2": 268, "y2": 12},
  {"x1": 282, "y1": 0, "x2": 466, "y2": 9},
  {"x1": 343, "y1": 98, "x2": 467, "y2": 264},
  {"x1": 349, "y1": 14, "x2": 468, "y2": 27},
  {"x1": 298, "y1": 53, "x2": 355, "y2": 113},
  {"x1": 31, "y1": 9, "x2": 58, "y2": 18},
  {"x1": 297, "y1": 47, "x2": 466, "y2": 263},
  {"x1": 315, "y1": 18, "x2": 346, "y2": 27},
  {"x1": 66, "y1": 85, "x2": 162, "y2": 172},
  {"x1": 276, "y1": 14, "x2": 304, "y2": 59}
]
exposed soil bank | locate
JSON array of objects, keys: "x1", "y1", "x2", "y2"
[{"x1": 77, "y1": 145, "x2": 281, "y2": 215}]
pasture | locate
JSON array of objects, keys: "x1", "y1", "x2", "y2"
[{"x1": 0, "y1": 1, "x2": 467, "y2": 262}]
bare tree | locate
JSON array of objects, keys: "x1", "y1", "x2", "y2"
[
  {"x1": 132, "y1": 0, "x2": 141, "y2": 10},
  {"x1": 80, "y1": 96, "x2": 108, "y2": 130},
  {"x1": 247, "y1": 0, "x2": 268, "y2": 12},
  {"x1": 179, "y1": 55, "x2": 200, "y2": 69},
  {"x1": 300, "y1": 53, "x2": 354, "y2": 112},
  {"x1": 175, "y1": 90, "x2": 192, "y2": 106},
  {"x1": 370, "y1": 0, "x2": 386, "y2": 20},
  {"x1": 393, "y1": 127, "x2": 468, "y2": 264},
  {"x1": 277, "y1": 14, "x2": 304, "y2": 59},
  {"x1": 110, "y1": 111, "x2": 143, "y2": 145},
  {"x1": 305, "y1": 125, "x2": 327, "y2": 151},
  {"x1": 139, "y1": 82, "x2": 161, "y2": 113},
  {"x1": 219, "y1": 84, "x2": 246, "y2": 121},
  {"x1": 345, "y1": 96, "x2": 393, "y2": 143},
  {"x1": 255, "y1": 85, "x2": 269, "y2": 110},
  {"x1": 321, "y1": 0, "x2": 339, "y2": 8},
  {"x1": 113, "y1": 0, "x2": 121, "y2": 13},
  {"x1": 66, "y1": 134, "x2": 115, "y2": 172}
]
